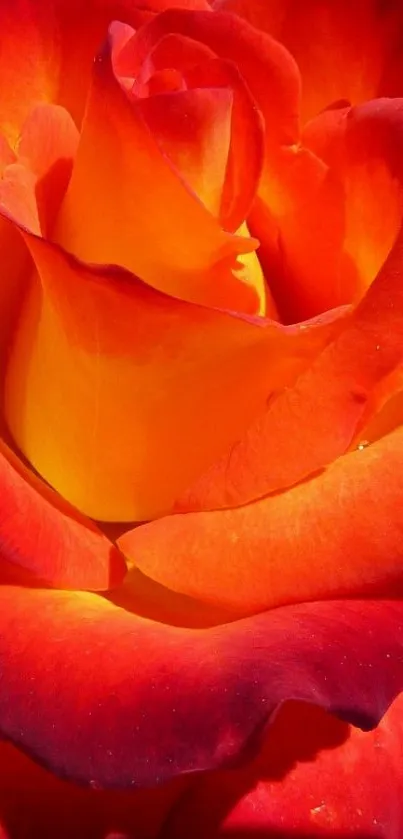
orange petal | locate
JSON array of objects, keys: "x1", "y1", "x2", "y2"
[
  {"x1": 250, "y1": 143, "x2": 356, "y2": 322},
  {"x1": 0, "y1": 1, "x2": 214, "y2": 148},
  {"x1": 120, "y1": 424, "x2": 403, "y2": 616},
  {"x1": 178, "y1": 223, "x2": 403, "y2": 512},
  {"x1": 55, "y1": 29, "x2": 261, "y2": 314},
  {"x1": 4, "y1": 233, "x2": 343, "y2": 522},
  {"x1": 0, "y1": 1, "x2": 58, "y2": 147}
]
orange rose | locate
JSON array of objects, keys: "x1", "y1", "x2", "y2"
[{"x1": 0, "y1": 1, "x2": 403, "y2": 837}]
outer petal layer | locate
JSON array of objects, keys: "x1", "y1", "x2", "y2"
[
  {"x1": 165, "y1": 695, "x2": 403, "y2": 839},
  {"x1": 0, "y1": 588, "x2": 402, "y2": 788},
  {"x1": 122, "y1": 426, "x2": 403, "y2": 615}
]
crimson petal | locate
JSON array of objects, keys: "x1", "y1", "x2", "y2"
[{"x1": 0, "y1": 589, "x2": 402, "y2": 788}]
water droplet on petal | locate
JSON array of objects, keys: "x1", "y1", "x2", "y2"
[
  {"x1": 89, "y1": 779, "x2": 102, "y2": 790},
  {"x1": 357, "y1": 440, "x2": 370, "y2": 451}
]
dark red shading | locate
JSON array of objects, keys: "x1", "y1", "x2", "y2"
[
  {"x1": 0, "y1": 741, "x2": 187, "y2": 839},
  {"x1": 164, "y1": 696, "x2": 403, "y2": 838},
  {"x1": 0, "y1": 589, "x2": 402, "y2": 789}
]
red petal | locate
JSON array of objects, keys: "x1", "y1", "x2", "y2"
[
  {"x1": 165, "y1": 694, "x2": 403, "y2": 838},
  {"x1": 184, "y1": 58, "x2": 265, "y2": 233},
  {"x1": 117, "y1": 26, "x2": 266, "y2": 234},
  {"x1": 122, "y1": 425, "x2": 403, "y2": 615},
  {"x1": 124, "y1": 8, "x2": 300, "y2": 146},
  {"x1": 0, "y1": 589, "x2": 402, "y2": 787},
  {"x1": 178, "y1": 223, "x2": 403, "y2": 512},
  {"x1": 0, "y1": 741, "x2": 187, "y2": 839},
  {"x1": 214, "y1": 0, "x2": 403, "y2": 122},
  {"x1": 0, "y1": 438, "x2": 126, "y2": 590}
]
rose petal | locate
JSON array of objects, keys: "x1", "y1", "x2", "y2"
[
  {"x1": 0, "y1": 741, "x2": 187, "y2": 839},
  {"x1": 164, "y1": 695, "x2": 403, "y2": 838},
  {"x1": 17, "y1": 103, "x2": 79, "y2": 234},
  {"x1": 249, "y1": 142, "x2": 355, "y2": 322},
  {"x1": 0, "y1": 164, "x2": 40, "y2": 235},
  {"x1": 0, "y1": 105, "x2": 79, "y2": 238},
  {"x1": 123, "y1": 425, "x2": 403, "y2": 615},
  {"x1": 214, "y1": 0, "x2": 403, "y2": 122},
  {"x1": 123, "y1": 8, "x2": 300, "y2": 147},
  {"x1": 3, "y1": 233, "x2": 341, "y2": 521},
  {"x1": 55, "y1": 28, "x2": 261, "y2": 314},
  {"x1": 0, "y1": 437, "x2": 126, "y2": 590},
  {"x1": 183, "y1": 58, "x2": 265, "y2": 234},
  {"x1": 178, "y1": 223, "x2": 403, "y2": 512},
  {"x1": 137, "y1": 87, "x2": 233, "y2": 218},
  {"x1": 0, "y1": 589, "x2": 402, "y2": 788},
  {"x1": 304, "y1": 98, "x2": 403, "y2": 298},
  {"x1": 0, "y1": 0, "x2": 162, "y2": 145}
]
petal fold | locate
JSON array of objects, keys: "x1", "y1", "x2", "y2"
[
  {"x1": 55, "y1": 29, "x2": 260, "y2": 313},
  {"x1": 4, "y1": 233, "x2": 342, "y2": 521},
  {"x1": 123, "y1": 426, "x2": 403, "y2": 615},
  {"x1": 164, "y1": 695, "x2": 403, "y2": 838}
]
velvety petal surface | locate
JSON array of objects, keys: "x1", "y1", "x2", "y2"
[
  {"x1": 1, "y1": 589, "x2": 403, "y2": 789},
  {"x1": 178, "y1": 221, "x2": 403, "y2": 512},
  {"x1": 123, "y1": 425, "x2": 403, "y2": 615},
  {"x1": 4, "y1": 229, "x2": 343, "y2": 521},
  {"x1": 164, "y1": 694, "x2": 403, "y2": 838}
]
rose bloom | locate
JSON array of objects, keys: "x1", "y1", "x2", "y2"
[{"x1": 1, "y1": 0, "x2": 403, "y2": 836}]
